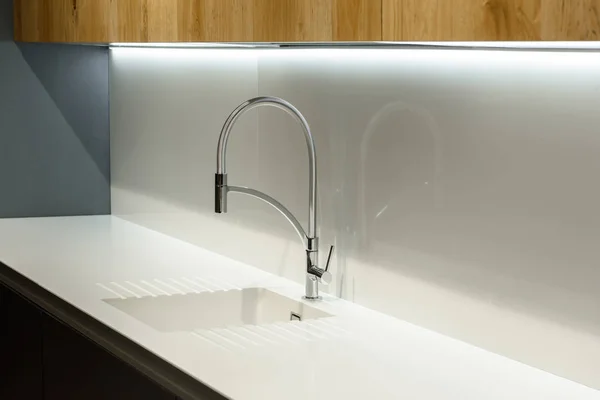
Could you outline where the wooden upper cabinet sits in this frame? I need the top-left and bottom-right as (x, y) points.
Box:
(14, 0), (382, 42)
(251, 0), (381, 41)
(382, 0), (600, 41)
(540, 0), (600, 40)
(110, 0), (254, 42)
(14, 0), (111, 42)
(334, 0), (383, 41)
(13, 0), (600, 42)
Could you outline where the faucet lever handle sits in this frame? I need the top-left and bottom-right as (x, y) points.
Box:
(306, 245), (334, 286)
(324, 245), (334, 272)
(309, 245), (334, 286)
(309, 266), (332, 286)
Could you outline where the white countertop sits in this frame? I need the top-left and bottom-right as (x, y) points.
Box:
(0, 216), (597, 400)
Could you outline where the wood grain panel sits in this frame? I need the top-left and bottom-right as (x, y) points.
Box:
(382, 0), (442, 40)
(110, 0), (178, 43)
(383, 0), (541, 40)
(13, 0), (34, 41)
(109, 0), (149, 42)
(74, 0), (111, 42)
(177, 0), (253, 41)
(541, 0), (600, 40)
(14, 0), (65, 42)
(110, 0), (252, 42)
(382, 0), (600, 40)
(14, 0), (110, 42)
(455, 0), (540, 40)
(146, 0), (178, 41)
(252, 0), (332, 41)
(482, 0), (541, 40)
(14, 0), (599, 42)
(12, 0), (22, 40)
(333, 0), (382, 40)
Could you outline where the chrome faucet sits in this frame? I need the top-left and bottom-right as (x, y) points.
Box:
(215, 96), (333, 300)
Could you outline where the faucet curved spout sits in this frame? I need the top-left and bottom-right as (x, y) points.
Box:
(216, 96), (317, 240)
(214, 96), (329, 300)
(227, 185), (308, 246)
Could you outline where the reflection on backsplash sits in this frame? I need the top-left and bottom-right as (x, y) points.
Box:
(110, 47), (600, 388)
(358, 100), (444, 249)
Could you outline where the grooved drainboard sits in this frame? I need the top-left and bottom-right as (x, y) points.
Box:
(104, 288), (332, 332)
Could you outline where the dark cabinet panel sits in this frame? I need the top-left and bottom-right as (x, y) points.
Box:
(0, 284), (176, 400)
(0, 285), (44, 400)
(42, 314), (176, 400)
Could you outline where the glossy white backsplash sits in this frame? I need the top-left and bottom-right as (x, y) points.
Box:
(110, 47), (600, 388)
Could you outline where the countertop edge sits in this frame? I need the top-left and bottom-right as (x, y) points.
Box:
(0, 261), (228, 400)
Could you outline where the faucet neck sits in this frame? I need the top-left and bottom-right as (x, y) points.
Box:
(304, 237), (320, 299)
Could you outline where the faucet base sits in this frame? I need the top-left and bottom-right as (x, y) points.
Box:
(302, 296), (322, 301)
(304, 274), (320, 300)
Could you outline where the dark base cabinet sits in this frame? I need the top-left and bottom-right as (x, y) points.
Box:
(0, 284), (44, 400)
(1, 285), (176, 400)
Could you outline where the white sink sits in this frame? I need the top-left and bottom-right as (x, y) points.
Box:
(104, 288), (332, 332)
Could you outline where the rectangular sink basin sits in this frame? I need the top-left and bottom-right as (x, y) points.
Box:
(104, 288), (332, 332)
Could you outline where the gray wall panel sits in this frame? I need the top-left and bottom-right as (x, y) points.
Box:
(0, 0), (110, 217)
